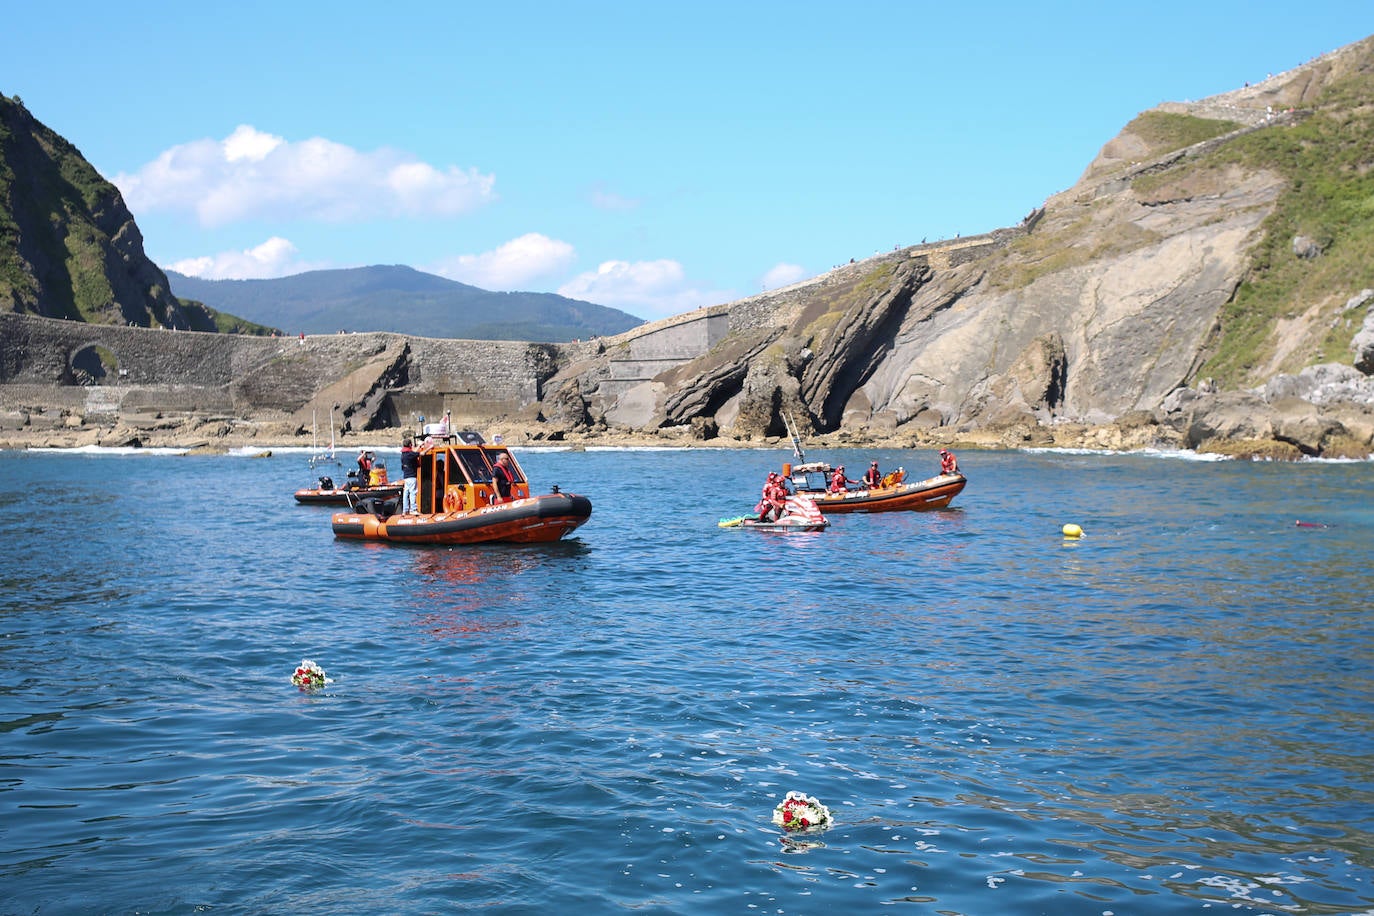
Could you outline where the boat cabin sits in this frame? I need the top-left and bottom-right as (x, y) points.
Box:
(783, 459), (906, 495)
(785, 460), (834, 494)
(414, 430), (530, 514)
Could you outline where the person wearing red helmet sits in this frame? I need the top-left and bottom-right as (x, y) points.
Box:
(755, 471), (788, 521)
(828, 465), (850, 494)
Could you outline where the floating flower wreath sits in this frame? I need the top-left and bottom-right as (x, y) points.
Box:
(772, 791), (832, 833)
(291, 659), (330, 690)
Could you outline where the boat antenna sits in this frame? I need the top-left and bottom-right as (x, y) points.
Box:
(783, 409), (806, 461)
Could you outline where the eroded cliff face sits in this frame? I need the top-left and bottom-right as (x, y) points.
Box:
(868, 166), (1284, 430)
(546, 163), (1289, 446)
(536, 38), (1374, 458)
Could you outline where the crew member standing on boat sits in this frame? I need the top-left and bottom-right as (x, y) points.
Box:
(863, 460), (882, 489)
(354, 448), (373, 489)
(400, 437), (419, 514)
(939, 448), (959, 475)
(491, 452), (516, 503)
(829, 465), (850, 493)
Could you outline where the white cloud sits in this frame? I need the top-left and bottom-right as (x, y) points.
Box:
(761, 262), (810, 290)
(429, 233), (577, 290)
(166, 236), (322, 280)
(114, 125), (496, 226)
(558, 259), (732, 320)
(588, 184), (641, 211)
(222, 124), (282, 162)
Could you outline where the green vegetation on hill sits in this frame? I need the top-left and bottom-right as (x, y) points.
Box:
(1127, 62), (1374, 387)
(0, 99), (43, 310)
(177, 298), (277, 335)
(66, 225), (117, 323)
(1199, 97), (1374, 385)
(995, 54), (1374, 393)
(1125, 110), (1241, 156)
(987, 206), (1163, 290)
(1, 95), (120, 322)
(990, 111), (1246, 291)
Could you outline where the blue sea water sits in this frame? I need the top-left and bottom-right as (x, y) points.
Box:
(0, 445), (1371, 915)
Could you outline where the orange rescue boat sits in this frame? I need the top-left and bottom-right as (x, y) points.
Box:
(294, 472), (402, 505)
(784, 461), (966, 514)
(776, 412), (966, 514)
(331, 432), (591, 544)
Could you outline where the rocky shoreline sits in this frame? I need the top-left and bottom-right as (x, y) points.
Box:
(4, 338), (1371, 460)
(3, 399), (1366, 461)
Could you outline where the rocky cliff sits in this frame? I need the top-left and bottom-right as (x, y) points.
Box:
(0, 94), (261, 333)
(532, 35), (1374, 458)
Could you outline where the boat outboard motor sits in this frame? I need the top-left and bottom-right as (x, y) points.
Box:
(356, 495), (399, 519)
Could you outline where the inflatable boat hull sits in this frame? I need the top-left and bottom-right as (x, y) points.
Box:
(332, 492), (592, 544)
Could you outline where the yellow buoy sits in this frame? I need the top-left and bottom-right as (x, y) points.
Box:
(1062, 523), (1083, 538)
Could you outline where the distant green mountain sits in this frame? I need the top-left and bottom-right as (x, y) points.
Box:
(165, 265), (644, 342)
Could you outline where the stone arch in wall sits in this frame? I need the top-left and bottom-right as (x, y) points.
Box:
(68, 343), (117, 386)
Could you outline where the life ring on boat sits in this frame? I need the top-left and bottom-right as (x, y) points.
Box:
(443, 490), (464, 513)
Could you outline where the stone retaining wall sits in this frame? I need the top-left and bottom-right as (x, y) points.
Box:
(0, 314), (567, 428)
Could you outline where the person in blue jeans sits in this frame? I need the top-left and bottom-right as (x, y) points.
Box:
(400, 437), (419, 513)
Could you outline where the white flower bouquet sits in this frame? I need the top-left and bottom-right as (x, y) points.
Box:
(291, 659), (331, 690)
(772, 791), (832, 833)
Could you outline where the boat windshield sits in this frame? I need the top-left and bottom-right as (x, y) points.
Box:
(484, 448), (525, 483)
(451, 447), (490, 483)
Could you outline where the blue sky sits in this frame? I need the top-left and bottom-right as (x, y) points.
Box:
(5, 2), (1368, 321)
